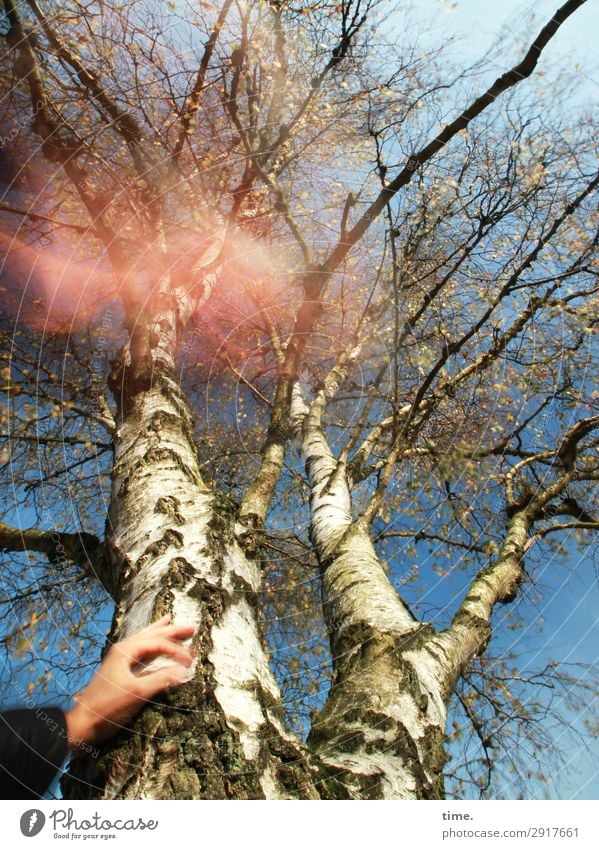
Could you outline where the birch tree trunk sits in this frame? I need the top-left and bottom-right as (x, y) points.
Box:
(293, 379), (450, 799)
(63, 298), (321, 800)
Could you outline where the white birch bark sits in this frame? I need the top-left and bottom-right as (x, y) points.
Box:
(64, 308), (319, 800)
(293, 379), (449, 798)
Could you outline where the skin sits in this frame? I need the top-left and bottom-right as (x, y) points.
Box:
(65, 615), (195, 753)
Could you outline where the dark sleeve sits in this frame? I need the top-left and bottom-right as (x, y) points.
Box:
(0, 707), (69, 799)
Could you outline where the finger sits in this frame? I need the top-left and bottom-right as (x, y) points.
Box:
(134, 618), (195, 642)
(130, 638), (194, 667)
(119, 616), (171, 646)
(146, 614), (171, 631)
(136, 664), (191, 699)
(157, 622), (196, 641)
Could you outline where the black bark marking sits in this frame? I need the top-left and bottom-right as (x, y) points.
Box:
(137, 529), (184, 566)
(154, 495), (185, 526)
(308, 625), (448, 799)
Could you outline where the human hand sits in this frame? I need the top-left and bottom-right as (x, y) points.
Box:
(65, 615), (195, 753)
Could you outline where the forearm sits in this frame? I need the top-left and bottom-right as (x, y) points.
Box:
(64, 701), (108, 757)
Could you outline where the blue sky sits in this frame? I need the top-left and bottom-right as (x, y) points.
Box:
(412, 0), (598, 66)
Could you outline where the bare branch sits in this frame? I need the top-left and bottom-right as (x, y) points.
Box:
(0, 520), (113, 595)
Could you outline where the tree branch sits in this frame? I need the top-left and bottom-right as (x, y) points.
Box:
(319, 0), (589, 277)
(172, 0), (234, 162)
(434, 413), (599, 694)
(0, 521), (113, 596)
